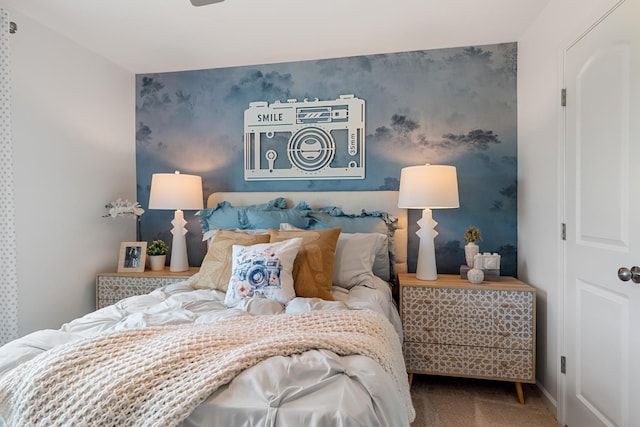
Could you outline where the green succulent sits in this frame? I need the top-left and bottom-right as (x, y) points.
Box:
(147, 240), (169, 256)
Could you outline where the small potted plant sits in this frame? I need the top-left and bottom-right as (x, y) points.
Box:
(147, 240), (169, 271)
(463, 226), (482, 268)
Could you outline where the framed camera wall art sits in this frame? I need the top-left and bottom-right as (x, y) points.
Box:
(243, 95), (365, 181)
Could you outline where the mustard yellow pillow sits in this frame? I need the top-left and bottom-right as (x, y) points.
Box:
(268, 227), (341, 300)
(192, 230), (270, 291)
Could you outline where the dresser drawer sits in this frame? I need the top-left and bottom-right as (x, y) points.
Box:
(97, 278), (175, 308)
(403, 315), (533, 349)
(402, 286), (533, 320)
(404, 342), (534, 382)
(402, 286), (494, 318)
(97, 282), (163, 307)
(404, 342), (493, 377)
(96, 269), (198, 309)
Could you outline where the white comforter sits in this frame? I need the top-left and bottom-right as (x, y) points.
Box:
(0, 275), (412, 427)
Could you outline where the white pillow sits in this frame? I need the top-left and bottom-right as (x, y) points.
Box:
(279, 222), (304, 231)
(370, 233), (390, 281)
(280, 223), (390, 282)
(332, 233), (381, 289)
(224, 237), (303, 306)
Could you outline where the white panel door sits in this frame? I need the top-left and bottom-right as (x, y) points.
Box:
(564, 0), (640, 426)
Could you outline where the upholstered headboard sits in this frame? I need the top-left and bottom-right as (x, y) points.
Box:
(206, 191), (408, 275)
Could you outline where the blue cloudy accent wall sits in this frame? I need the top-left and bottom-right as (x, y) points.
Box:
(136, 42), (518, 276)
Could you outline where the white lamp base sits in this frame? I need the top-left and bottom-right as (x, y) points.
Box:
(415, 208), (438, 280)
(169, 209), (189, 272)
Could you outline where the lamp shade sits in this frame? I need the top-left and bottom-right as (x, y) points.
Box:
(398, 164), (459, 209)
(148, 171), (204, 210)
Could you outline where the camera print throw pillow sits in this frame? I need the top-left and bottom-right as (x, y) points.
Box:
(224, 237), (303, 307)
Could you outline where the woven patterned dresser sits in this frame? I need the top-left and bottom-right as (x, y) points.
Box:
(96, 267), (199, 309)
(399, 273), (536, 404)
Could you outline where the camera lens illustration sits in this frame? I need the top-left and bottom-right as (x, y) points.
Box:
(247, 264), (269, 287)
(240, 258), (281, 289)
(288, 127), (335, 172)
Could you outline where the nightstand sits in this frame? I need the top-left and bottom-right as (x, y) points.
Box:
(96, 267), (199, 309)
(398, 273), (536, 404)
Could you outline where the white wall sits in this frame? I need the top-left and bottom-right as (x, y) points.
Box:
(517, 0), (619, 418)
(8, 10), (135, 335)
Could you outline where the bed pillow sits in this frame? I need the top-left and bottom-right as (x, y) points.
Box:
(268, 227), (341, 301)
(307, 207), (398, 280)
(332, 232), (381, 289)
(241, 202), (312, 230)
(224, 237), (303, 306)
(370, 233), (390, 281)
(196, 198), (287, 235)
(280, 223), (391, 282)
(308, 209), (389, 234)
(191, 229), (271, 292)
(201, 228), (269, 245)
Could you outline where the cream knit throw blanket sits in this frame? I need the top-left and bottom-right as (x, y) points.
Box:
(0, 309), (414, 427)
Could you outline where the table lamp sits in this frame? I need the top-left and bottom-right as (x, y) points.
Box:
(148, 171), (204, 272)
(398, 164), (459, 280)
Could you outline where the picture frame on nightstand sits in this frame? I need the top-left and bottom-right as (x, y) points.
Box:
(117, 241), (147, 273)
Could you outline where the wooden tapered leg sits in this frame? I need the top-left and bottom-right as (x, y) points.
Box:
(515, 382), (525, 404)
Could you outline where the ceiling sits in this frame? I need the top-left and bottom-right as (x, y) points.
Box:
(2, 0), (550, 74)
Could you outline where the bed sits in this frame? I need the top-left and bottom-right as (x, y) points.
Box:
(0, 191), (414, 427)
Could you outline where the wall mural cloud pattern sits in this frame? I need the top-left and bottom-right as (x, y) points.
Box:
(136, 42), (518, 276)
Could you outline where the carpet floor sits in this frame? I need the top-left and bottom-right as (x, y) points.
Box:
(410, 375), (562, 427)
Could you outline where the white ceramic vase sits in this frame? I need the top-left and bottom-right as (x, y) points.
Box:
(467, 267), (484, 284)
(464, 242), (479, 267)
(149, 254), (166, 271)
